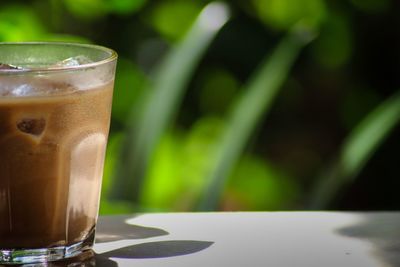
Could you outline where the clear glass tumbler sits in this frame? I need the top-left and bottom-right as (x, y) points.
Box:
(0, 42), (117, 264)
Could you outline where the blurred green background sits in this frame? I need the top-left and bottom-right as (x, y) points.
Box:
(1, 0), (399, 213)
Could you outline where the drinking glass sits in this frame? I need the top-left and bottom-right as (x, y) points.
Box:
(0, 42), (117, 264)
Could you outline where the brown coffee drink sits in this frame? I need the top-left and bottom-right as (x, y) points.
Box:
(0, 77), (113, 248)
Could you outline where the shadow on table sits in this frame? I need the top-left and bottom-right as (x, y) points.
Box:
(15, 240), (214, 267)
(95, 215), (169, 243)
(101, 240), (214, 259)
(337, 212), (400, 267)
(12, 216), (214, 267)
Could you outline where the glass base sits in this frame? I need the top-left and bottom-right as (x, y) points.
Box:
(0, 230), (95, 265)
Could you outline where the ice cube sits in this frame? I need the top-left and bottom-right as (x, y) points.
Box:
(17, 118), (46, 136)
(11, 84), (34, 96)
(51, 55), (109, 90)
(55, 55), (93, 67)
(0, 78), (77, 97)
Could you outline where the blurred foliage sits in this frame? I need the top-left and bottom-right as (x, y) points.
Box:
(309, 92), (400, 209)
(144, 0), (203, 41)
(226, 155), (299, 210)
(350, 0), (390, 13)
(109, 3), (231, 209)
(252, 0), (327, 30)
(64, 0), (146, 19)
(312, 12), (352, 68)
(198, 68), (239, 115)
(0, 5), (45, 41)
(199, 27), (315, 210)
(0, 0), (399, 212)
(111, 58), (146, 124)
(141, 118), (222, 210)
(64, 0), (108, 19)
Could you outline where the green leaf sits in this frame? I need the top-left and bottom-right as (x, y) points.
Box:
(0, 5), (46, 42)
(227, 155), (299, 210)
(100, 133), (137, 215)
(109, 2), (231, 203)
(339, 86), (381, 130)
(107, 0), (147, 15)
(64, 0), (108, 20)
(350, 0), (390, 14)
(312, 13), (353, 68)
(141, 117), (224, 211)
(112, 58), (146, 125)
(99, 200), (136, 215)
(140, 131), (184, 210)
(35, 33), (92, 43)
(199, 69), (240, 115)
(198, 26), (315, 210)
(309, 91), (400, 209)
(144, 0), (204, 41)
(102, 132), (124, 198)
(64, 0), (146, 19)
(252, 0), (327, 31)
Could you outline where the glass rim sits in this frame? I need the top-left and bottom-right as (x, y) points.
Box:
(0, 42), (117, 74)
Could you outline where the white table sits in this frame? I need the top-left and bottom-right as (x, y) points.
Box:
(59, 212), (400, 266)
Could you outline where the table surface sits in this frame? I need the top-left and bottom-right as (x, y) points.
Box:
(36, 212), (400, 267)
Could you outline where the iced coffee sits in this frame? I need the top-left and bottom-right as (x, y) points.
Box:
(0, 43), (117, 264)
